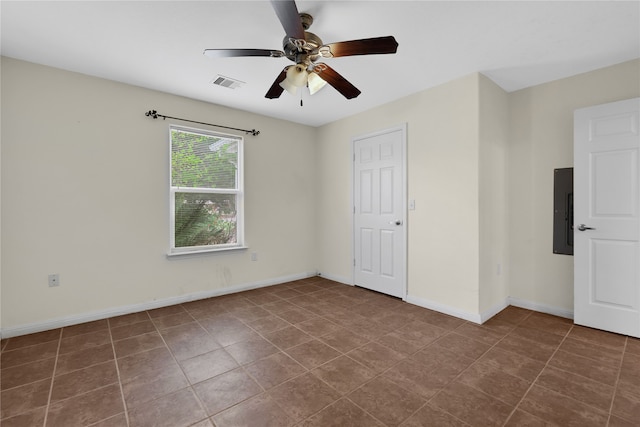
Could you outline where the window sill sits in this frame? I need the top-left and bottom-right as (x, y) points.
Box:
(166, 246), (248, 257)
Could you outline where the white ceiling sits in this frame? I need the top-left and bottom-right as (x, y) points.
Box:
(2, 1), (639, 127)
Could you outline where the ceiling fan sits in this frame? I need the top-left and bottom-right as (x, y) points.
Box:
(203, 0), (399, 100)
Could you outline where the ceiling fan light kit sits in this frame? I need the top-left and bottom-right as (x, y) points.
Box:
(203, 0), (398, 102)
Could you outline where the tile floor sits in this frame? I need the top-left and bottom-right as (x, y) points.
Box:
(1, 277), (639, 427)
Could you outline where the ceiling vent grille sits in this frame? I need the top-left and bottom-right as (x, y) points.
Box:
(211, 75), (245, 89)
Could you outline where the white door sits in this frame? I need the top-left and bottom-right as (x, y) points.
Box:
(574, 97), (640, 338)
(353, 125), (406, 299)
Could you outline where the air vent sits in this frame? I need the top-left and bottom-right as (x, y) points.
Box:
(211, 75), (245, 89)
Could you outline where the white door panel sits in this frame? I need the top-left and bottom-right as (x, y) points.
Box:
(353, 126), (406, 299)
(574, 97), (640, 338)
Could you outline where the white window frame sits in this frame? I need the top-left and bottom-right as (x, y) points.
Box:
(168, 125), (245, 256)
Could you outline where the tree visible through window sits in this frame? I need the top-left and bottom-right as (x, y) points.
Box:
(170, 126), (243, 254)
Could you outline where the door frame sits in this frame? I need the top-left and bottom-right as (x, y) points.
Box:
(350, 123), (408, 300)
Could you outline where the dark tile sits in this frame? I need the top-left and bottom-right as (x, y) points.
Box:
(295, 317), (342, 337)
(245, 352), (305, 389)
(455, 361), (532, 406)
(51, 360), (119, 402)
(509, 325), (566, 347)
(519, 385), (609, 427)
(1, 357), (55, 390)
(454, 322), (506, 345)
(127, 387), (207, 427)
(494, 334), (557, 363)
(3, 329), (61, 351)
(300, 398), (385, 427)
(311, 355), (375, 395)
(285, 339), (341, 369)
(519, 312), (572, 337)
(246, 315), (290, 334)
(347, 341), (404, 373)
(611, 387), (640, 423)
(0, 377), (51, 419)
(263, 326), (312, 350)
(434, 332), (492, 360)
(179, 348), (238, 384)
(559, 336), (624, 365)
(400, 404), (468, 427)
(1, 340), (59, 368)
(110, 320), (156, 341)
(46, 383), (124, 427)
(477, 348), (545, 382)
(376, 332), (425, 355)
(117, 347), (177, 382)
(213, 394), (295, 427)
(113, 332), (165, 358)
(268, 372), (341, 422)
(504, 410), (548, 426)
(392, 320), (447, 347)
(150, 312), (195, 330)
(1, 407), (47, 427)
(55, 343), (114, 375)
(193, 368), (262, 416)
(535, 365), (614, 411)
(230, 306), (272, 323)
(121, 363), (189, 409)
(348, 376), (425, 426)
(109, 312), (151, 328)
(199, 316), (258, 347)
(58, 329), (111, 354)
(91, 412), (129, 427)
(548, 350), (619, 386)
(567, 325), (627, 350)
(147, 305), (187, 319)
(319, 327), (369, 353)
(225, 335), (279, 365)
(384, 358), (457, 399)
(430, 381), (513, 427)
(410, 344), (475, 376)
(276, 308), (318, 324)
(62, 319), (109, 338)
(160, 322), (221, 361)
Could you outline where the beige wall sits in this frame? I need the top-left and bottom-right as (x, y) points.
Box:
(2, 55), (639, 335)
(507, 59), (640, 315)
(478, 75), (510, 315)
(1, 58), (318, 332)
(317, 74), (484, 317)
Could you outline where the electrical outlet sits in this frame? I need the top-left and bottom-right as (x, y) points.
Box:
(251, 252), (258, 261)
(48, 274), (60, 287)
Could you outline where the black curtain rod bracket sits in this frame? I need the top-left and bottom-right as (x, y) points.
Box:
(145, 110), (260, 136)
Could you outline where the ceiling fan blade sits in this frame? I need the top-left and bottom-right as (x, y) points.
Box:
(318, 36), (399, 58)
(265, 69), (288, 99)
(270, 0), (305, 40)
(311, 64), (361, 99)
(204, 49), (285, 58)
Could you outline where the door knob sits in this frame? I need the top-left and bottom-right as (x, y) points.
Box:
(577, 224), (595, 231)
(389, 220), (402, 225)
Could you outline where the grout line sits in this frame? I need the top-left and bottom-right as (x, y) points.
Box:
(500, 319), (574, 426)
(605, 336), (628, 426)
(41, 328), (63, 427)
(107, 318), (132, 427)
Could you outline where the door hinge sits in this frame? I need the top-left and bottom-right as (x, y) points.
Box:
(353, 206), (356, 214)
(353, 259), (356, 266)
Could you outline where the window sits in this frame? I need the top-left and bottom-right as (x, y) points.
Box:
(169, 126), (244, 255)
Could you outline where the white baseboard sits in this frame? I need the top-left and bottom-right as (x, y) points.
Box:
(508, 296), (574, 320)
(317, 272), (352, 286)
(405, 294), (483, 324)
(405, 294), (573, 325)
(1, 271), (317, 339)
(480, 299), (511, 323)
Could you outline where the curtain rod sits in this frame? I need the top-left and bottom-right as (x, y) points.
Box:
(145, 110), (260, 136)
